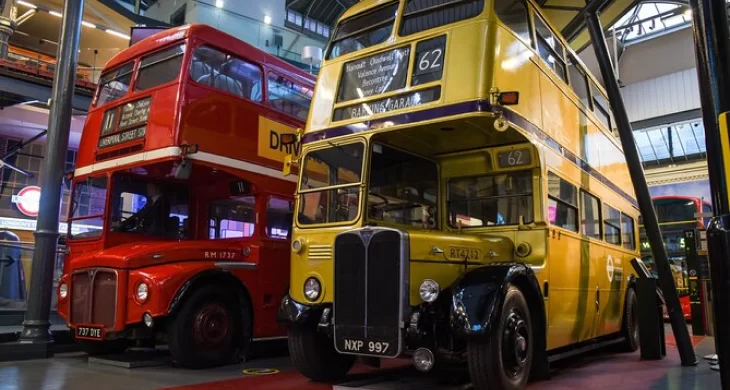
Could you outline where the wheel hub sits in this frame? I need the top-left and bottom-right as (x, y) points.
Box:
(502, 310), (529, 378)
(193, 302), (231, 348)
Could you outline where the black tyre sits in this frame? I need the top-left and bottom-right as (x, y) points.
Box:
(619, 287), (640, 352)
(167, 284), (246, 368)
(288, 325), (355, 381)
(78, 339), (129, 356)
(467, 286), (533, 390)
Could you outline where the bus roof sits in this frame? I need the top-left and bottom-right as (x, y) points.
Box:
(104, 24), (315, 86)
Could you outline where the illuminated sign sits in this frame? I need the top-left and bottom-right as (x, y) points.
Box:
(12, 186), (41, 217)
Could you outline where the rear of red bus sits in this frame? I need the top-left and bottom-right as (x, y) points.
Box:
(56, 25), (313, 367)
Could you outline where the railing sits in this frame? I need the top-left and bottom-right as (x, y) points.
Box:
(0, 51), (100, 90)
(0, 241), (66, 313)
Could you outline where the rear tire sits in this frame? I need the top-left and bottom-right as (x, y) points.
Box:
(288, 325), (355, 381)
(467, 286), (533, 390)
(167, 284), (245, 368)
(619, 287), (639, 352)
(78, 339), (129, 356)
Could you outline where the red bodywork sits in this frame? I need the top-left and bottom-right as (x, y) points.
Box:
(56, 25), (314, 342)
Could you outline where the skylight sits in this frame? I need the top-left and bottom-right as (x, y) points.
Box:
(611, 2), (692, 44)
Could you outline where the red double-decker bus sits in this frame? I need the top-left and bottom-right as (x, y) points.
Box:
(55, 24), (315, 368)
(640, 195), (712, 320)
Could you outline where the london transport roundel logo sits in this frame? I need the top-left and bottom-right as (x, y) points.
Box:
(13, 186), (41, 217)
(607, 255), (615, 282)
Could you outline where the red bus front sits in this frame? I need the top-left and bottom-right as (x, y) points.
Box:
(55, 25), (314, 367)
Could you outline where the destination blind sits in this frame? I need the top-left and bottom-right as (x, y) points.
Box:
(337, 46), (411, 103)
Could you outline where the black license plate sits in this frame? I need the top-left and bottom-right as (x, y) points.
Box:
(335, 336), (399, 358)
(75, 326), (104, 340)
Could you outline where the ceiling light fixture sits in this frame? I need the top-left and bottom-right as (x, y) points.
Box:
(81, 21), (96, 29)
(49, 10), (63, 18)
(264, 15), (272, 24)
(215, 0), (224, 8)
(16, 1), (37, 9)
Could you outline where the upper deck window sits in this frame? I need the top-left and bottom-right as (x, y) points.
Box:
(368, 144), (438, 229)
(494, 0), (530, 42)
(97, 62), (135, 107)
(590, 81), (612, 130)
(327, 2), (398, 60)
(534, 14), (567, 82)
(448, 170), (533, 227)
(400, 0), (485, 36)
(190, 45), (263, 102)
(267, 73), (313, 121)
(135, 44), (186, 91)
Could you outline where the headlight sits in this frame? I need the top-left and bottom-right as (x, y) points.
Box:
(136, 282), (149, 302)
(303, 277), (321, 301)
(59, 283), (68, 299)
(419, 279), (440, 303)
(292, 239), (303, 253)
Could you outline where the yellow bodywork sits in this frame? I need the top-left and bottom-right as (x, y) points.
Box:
(289, 0), (640, 352)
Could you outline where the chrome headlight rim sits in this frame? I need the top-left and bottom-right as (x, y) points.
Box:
(58, 282), (68, 300)
(292, 239), (304, 253)
(419, 279), (440, 303)
(135, 281), (150, 303)
(303, 277), (322, 302)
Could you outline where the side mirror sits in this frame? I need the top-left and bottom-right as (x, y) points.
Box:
(282, 155), (299, 176)
(173, 160), (192, 180)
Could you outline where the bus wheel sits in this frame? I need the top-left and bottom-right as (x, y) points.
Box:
(288, 325), (355, 381)
(78, 339), (129, 356)
(168, 285), (243, 368)
(467, 286), (533, 390)
(619, 287), (639, 352)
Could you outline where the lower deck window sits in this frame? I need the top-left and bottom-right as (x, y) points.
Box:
(209, 196), (255, 238)
(448, 171), (533, 227)
(547, 172), (578, 232)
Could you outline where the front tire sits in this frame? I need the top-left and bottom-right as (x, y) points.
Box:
(78, 339), (129, 356)
(619, 287), (639, 352)
(167, 285), (244, 368)
(288, 325), (355, 381)
(467, 286), (533, 390)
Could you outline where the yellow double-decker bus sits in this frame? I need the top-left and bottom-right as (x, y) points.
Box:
(277, 1), (641, 388)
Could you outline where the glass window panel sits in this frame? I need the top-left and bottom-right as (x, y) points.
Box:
(581, 191), (601, 239)
(448, 171), (533, 227)
(190, 45), (263, 102)
(209, 196), (255, 239)
(646, 128), (669, 159)
(267, 197), (293, 239)
(267, 73), (313, 120)
(604, 204), (621, 245)
(136, 44), (186, 91)
(621, 213), (635, 250)
(494, 0), (530, 42)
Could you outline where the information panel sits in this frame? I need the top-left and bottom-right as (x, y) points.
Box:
(337, 46), (411, 103)
(118, 97), (152, 129)
(98, 126), (146, 149)
(333, 87), (441, 121)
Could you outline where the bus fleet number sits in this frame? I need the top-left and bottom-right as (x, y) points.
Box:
(343, 339), (389, 354)
(418, 48), (443, 72)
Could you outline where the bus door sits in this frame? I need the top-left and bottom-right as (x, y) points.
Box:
(258, 195), (294, 311)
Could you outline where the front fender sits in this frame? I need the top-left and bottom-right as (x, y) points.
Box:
(450, 263), (541, 336)
(277, 293), (328, 326)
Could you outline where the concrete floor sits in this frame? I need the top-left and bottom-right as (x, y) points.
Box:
(0, 334), (720, 390)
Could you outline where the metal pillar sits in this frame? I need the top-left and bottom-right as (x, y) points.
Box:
(0, 1), (16, 59)
(583, 9), (697, 366)
(19, 0), (84, 344)
(690, 1), (730, 386)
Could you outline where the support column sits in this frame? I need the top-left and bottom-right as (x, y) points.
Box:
(583, 8), (697, 366)
(689, 0), (730, 387)
(0, 1), (16, 59)
(19, 0), (84, 346)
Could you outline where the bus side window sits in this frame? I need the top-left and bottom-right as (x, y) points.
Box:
(547, 172), (578, 232)
(267, 197), (294, 240)
(494, 0), (530, 42)
(533, 14), (567, 82)
(603, 204), (621, 245)
(621, 213), (636, 250)
(581, 191), (601, 240)
(209, 196), (256, 239)
(567, 56), (591, 109)
(267, 73), (313, 121)
(589, 81), (612, 130)
(189, 45), (263, 102)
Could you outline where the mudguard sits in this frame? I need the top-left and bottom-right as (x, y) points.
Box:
(450, 263), (542, 336)
(277, 294), (327, 326)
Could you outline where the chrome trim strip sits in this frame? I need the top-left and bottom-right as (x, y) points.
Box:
(215, 262), (257, 269)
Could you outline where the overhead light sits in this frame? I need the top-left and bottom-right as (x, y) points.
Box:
(49, 10), (63, 18)
(16, 1), (37, 9)
(264, 15), (272, 24)
(215, 0), (224, 8)
(81, 21), (96, 29)
(106, 29), (131, 40)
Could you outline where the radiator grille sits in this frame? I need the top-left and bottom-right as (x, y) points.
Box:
(70, 269), (117, 328)
(333, 228), (408, 358)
